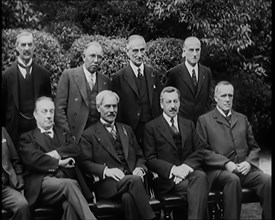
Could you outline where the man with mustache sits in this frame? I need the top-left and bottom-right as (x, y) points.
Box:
(112, 35), (162, 148)
(143, 86), (209, 220)
(79, 90), (156, 220)
(196, 81), (271, 219)
(55, 41), (111, 142)
(2, 30), (51, 146)
(18, 96), (97, 220)
(165, 36), (212, 123)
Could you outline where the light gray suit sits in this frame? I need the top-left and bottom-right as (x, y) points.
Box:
(55, 66), (111, 142)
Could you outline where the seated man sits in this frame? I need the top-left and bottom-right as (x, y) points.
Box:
(196, 81), (271, 219)
(18, 96), (97, 220)
(143, 86), (209, 220)
(79, 90), (156, 220)
(2, 127), (30, 220)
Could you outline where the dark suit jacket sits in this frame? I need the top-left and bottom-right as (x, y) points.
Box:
(165, 62), (212, 122)
(2, 61), (51, 144)
(79, 121), (147, 199)
(143, 115), (208, 193)
(112, 64), (162, 130)
(18, 126), (93, 207)
(2, 127), (24, 190)
(196, 108), (261, 182)
(54, 66), (112, 142)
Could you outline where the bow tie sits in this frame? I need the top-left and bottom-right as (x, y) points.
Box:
(42, 130), (53, 138)
(103, 123), (115, 128)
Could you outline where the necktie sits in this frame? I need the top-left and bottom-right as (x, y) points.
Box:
(43, 130), (53, 138)
(191, 69), (197, 86)
(225, 115), (231, 125)
(89, 75), (95, 91)
(18, 62), (31, 79)
(104, 124), (117, 139)
(137, 68), (143, 79)
(170, 117), (179, 134)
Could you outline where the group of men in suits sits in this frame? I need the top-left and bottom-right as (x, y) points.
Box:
(2, 30), (271, 220)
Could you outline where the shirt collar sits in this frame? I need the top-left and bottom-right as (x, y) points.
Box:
(100, 118), (115, 127)
(38, 126), (54, 136)
(185, 59), (198, 76)
(216, 105), (232, 117)
(83, 65), (96, 81)
(18, 57), (32, 67)
(129, 60), (144, 77)
(162, 112), (178, 127)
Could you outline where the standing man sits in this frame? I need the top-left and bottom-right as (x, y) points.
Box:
(55, 41), (112, 142)
(143, 86), (209, 220)
(197, 81), (271, 219)
(2, 30), (51, 146)
(2, 127), (31, 220)
(19, 96), (96, 220)
(79, 90), (156, 220)
(196, 81), (271, 219)
(112, 35), (162, 147)
(165, 36), (212, 123)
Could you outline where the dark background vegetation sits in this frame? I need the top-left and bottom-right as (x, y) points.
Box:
(2, 0), (272, 149)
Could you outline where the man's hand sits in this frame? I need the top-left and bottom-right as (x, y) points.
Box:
(46, 150), (61, 160)
(173, 176), (183, 184)
(105, 168), (125, 181)
(133, 167), (145, 181)
(236, 161), (251, 175)
(225, 161), (238, 173)
(173, 164), (193, 179)
(58, 157), (75, 168)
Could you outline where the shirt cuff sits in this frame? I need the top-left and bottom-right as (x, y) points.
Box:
(169, 165), (175, 179)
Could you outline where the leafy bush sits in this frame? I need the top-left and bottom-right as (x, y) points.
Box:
(2, 28), (69, 97)
(44, 21), (84, 50)
(68, 35), (128, 77)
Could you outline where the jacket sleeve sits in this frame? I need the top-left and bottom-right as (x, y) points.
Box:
(245, 117), (260, 167)
(19, 133), (59, 174)
(54, 70), (70, 131)
(196, 116), (230, 168)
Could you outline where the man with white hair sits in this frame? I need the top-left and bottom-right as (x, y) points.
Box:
(197, 81), (271, 219)
(79, 90), (156, 220)
(55, 41), (112, 142)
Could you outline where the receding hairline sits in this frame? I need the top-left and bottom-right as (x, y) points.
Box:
(83, 41), (103, 53)
(16, 30), (34, 45)
(214, 81), (234, 96)
(126, 35), (146, 50)
(34, 96), (54, 111)
(183, 36), (201, 48)
(96, 90), (120, 106)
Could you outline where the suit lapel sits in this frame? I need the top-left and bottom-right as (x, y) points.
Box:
(94, 122), (120, 162)
(97, 72), (109, 92)
(179, 63), (196, 94)
(123, 65), (139, 97)
(156, 116), (178, 151)
(196, 64), (207, 98)
(11, 62), (20, 109)
(116, 123), (129, 160)
(32, 127), (51, 152)
(178, 117), (188, 149)
(73, 67), (89, 106)
(144, 65), (153, 106)
(213, 108), (230, 128)
(230, 110), (238, 128)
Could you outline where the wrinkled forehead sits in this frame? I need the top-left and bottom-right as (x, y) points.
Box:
(127, 38), (146, 50)
(184, 38), (201, 49)
(216, 85), (234, 96)
(36, 100), (55, 111)
(17, 34), (34, 45)
(84, 44), (103, 56)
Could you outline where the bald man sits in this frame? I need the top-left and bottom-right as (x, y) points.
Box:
(112, 35), (162, 148)
(165, 36), (212, 123)
(55, 41), (112, 142)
